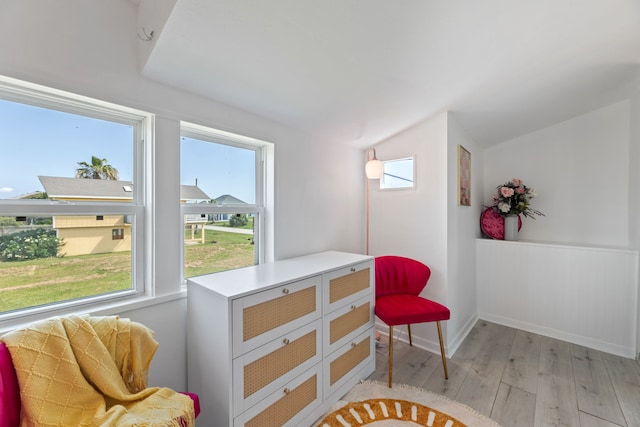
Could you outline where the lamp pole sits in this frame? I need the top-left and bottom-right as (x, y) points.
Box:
(365, 148), (383, 255)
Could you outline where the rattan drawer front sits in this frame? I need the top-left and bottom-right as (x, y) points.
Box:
(329, 268), (370, 304)
(243, 285), (316, 341)
(244, 329), (316, 398)
(242, 372), (319, 427)
(233, 276), (321, 357)
(323, 294), (374, 357)
(330, 335), (371, 386)
(330, 301), (370, 345)
(232, 318), (322, 417)
(323, 261), (373, 314)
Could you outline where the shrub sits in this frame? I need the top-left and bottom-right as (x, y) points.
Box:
(229, 214), (249, 228)
(0, 228), (63, 261)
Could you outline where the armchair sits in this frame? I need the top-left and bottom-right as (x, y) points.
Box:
(0, 315), (199, 427)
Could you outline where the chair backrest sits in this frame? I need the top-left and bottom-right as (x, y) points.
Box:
(0, 342), (21, 427)
(375, 256), (431, 298)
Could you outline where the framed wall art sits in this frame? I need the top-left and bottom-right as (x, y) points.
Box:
(457, 145), (471, 206)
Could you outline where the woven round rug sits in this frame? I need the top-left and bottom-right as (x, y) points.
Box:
(315, 380), (502, 427)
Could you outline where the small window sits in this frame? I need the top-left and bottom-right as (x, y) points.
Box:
(381, 157), (415, 189)
(112, 228), (124, 240)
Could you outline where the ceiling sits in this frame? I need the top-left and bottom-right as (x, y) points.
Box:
(140, 0), (640, 148)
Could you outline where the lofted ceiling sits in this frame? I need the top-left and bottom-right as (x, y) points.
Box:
(139, 0), (640, 147)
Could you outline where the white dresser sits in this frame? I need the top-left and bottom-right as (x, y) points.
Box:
(187, 251), (375, 427)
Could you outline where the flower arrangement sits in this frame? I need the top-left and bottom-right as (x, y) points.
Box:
(491, 178), (544, 218)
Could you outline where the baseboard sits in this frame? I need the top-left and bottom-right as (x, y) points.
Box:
(375, 314), (478, 359)
(478, 312), (636, 359)
(446, 314), (478, 357)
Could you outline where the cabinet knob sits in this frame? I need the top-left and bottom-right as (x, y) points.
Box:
(350, 267), (356, 272)
(283, 338), (290, 345)
(282, 288), (289, 295)
(283, 388), (291, 395)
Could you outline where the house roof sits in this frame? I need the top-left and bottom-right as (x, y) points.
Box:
(180, 185), (211, 201)
(38, 176), (210, 201)
(214, 194), (247, 205)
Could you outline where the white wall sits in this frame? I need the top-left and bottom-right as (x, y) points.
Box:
(481, 96), (640, 359)
(446, 115), (483, 351)
(369, 112), (448, 296)
(368, 112), (482, 356)
(483, 100), (631, 247)
(0, 0), (365, 389)
(629, 84), (640, 355)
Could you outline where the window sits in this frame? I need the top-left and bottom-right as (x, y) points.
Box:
(180, 122), (271, 279)
(0, 76), (149, 316)
(381, 157), (415, 190)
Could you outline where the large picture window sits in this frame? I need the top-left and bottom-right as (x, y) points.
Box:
(0, 77), (149, 316)
(180, 122), (270, 279)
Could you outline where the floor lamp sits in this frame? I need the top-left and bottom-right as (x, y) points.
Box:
(365, 149), (383, 255)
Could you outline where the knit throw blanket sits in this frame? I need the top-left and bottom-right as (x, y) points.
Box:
(1, 315), (194, 427)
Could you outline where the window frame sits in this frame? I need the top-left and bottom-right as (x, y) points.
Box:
(180, 122), (271, 279)
(0, 76), (151, 320)
(380, 156), (416, 190)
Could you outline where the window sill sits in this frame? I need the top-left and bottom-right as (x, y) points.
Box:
(0, 289), (187, 335)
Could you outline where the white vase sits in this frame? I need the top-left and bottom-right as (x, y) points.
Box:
(504, 215), (519, 241)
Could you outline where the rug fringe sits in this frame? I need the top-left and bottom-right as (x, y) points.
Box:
(355, 380), (503, 427)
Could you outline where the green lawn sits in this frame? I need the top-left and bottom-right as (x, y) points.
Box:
(0, 227), (254, 313)
(183, 227), (255, 277)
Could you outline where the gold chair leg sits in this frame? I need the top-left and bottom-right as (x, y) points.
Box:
(407, 324), (413, 346)
(436, 321), (448, 379)
(388, 325), (393, 388)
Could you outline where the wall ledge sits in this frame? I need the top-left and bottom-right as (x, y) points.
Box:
(477, 237), (638, 253)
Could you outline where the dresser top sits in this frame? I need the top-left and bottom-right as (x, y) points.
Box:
(187, 251), (373, 298)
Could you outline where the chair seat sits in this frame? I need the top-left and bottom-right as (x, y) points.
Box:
(375, 294), (450, 326)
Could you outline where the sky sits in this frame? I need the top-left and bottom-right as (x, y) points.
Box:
(0, 99), (255, 203)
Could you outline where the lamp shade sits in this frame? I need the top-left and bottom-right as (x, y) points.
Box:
(365, 158), (383, 179)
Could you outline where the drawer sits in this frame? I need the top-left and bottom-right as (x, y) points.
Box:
(233, 276), (321, 357)
(234, 364), (322, 427)
(323, 295), (373, 356)
(323, 261), (373, 314)
(323, 328), (374, 398)
(232, 319), (322, 417)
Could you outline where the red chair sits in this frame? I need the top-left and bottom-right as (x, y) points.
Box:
(375, 256), (450, 387)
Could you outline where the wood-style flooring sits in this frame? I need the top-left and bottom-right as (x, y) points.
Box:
(367, 320), (640, 427)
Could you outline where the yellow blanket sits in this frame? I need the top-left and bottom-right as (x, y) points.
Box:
(1, 315), (194, 427)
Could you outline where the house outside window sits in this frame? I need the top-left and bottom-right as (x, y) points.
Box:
(0, 76), (149, 316)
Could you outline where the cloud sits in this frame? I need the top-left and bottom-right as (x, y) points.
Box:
(0, 187), (14, 193)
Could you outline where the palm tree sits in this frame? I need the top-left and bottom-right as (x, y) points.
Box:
(75, 156), (119, 180)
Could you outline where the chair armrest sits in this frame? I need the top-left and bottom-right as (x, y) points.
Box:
(0, 342), (21, 427)
(179, 391), (200, 418)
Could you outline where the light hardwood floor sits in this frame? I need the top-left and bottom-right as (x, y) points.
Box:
(367, 320), (640, 427)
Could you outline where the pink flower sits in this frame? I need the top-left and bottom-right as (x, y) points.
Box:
(500, 187), (514, 198)
(490, 179), (543, 219)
